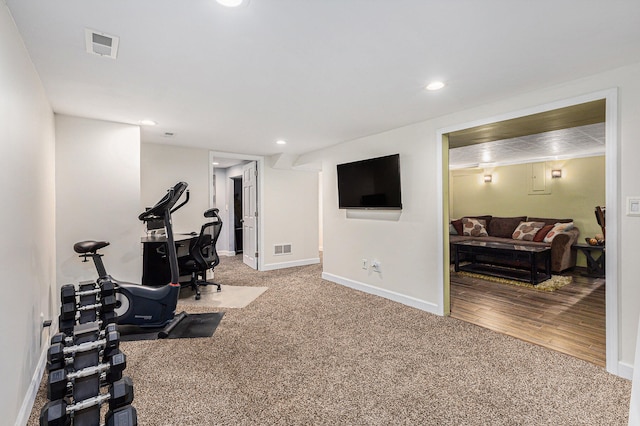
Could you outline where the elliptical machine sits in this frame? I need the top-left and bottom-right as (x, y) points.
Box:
(73, 182), (189, 338)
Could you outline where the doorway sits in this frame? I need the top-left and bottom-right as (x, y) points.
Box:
(437, 89), (619, 375)
(209, 151), (264, 271)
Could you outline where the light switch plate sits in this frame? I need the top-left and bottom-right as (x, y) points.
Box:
(627, 197), (640, 216)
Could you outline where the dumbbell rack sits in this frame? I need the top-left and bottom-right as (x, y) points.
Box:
(40, 281), (137, 426)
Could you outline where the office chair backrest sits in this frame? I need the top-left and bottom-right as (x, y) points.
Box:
(190, 209), (223, 271)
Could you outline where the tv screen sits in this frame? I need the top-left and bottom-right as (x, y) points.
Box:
(337, 154), (402, 209)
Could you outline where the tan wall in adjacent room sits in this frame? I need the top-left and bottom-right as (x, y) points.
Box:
(450, 155), (606, 267)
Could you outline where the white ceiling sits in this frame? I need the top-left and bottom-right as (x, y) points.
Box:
(449, 122), (605, 169)
(6, 1), (640, 157)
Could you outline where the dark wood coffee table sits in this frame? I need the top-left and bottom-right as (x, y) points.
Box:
(453, 240), (552, 285)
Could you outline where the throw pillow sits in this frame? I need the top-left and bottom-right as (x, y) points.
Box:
(533, 224), (554, 242)
(543, 222), (575, 243)
(449, 223), (458, 235)
(512, 221), (546, 241)
(461, 217), (488, 237)
(451, 219), (463, 235)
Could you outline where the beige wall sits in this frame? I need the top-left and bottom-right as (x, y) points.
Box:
(141, 145), (320, 271)
(262, 166), (319, 270)
(0, 4), (56, 423)
(56, 115), (141, 284)
(451, 156), (606, 266)
(141, 143), (211, 235)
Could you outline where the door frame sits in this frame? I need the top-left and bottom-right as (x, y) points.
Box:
(436, 88), (620, 376)
(209, 151), (265, 271)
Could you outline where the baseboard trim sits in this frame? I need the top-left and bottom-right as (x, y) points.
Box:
(322, 272), (440, 315)
(219, 250), (236, 257)
(618, 360), (633, 380)
(16, 317), (57, 426)
(262, 257), (320, 271)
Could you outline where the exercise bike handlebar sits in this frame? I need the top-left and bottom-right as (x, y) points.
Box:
(138, 181), (188, 222)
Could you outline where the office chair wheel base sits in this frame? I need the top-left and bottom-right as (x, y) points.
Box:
(195, 294), (201, 300)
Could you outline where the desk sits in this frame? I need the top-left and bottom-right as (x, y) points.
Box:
(574, 243), (605, 278)
(141, 233), (197, 286)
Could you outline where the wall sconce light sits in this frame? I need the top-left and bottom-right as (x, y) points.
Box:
(551, 169), (562, 178)
(484, 174), (492, 183)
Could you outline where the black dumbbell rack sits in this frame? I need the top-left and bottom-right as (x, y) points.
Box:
(40, 281), (137, 426)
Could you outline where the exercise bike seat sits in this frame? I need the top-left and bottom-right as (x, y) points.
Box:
(74, 240), (111, 254)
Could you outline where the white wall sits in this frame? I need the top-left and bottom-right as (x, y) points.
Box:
(262, 167), (320, 270)
(312, 130), (438, 311)
(300, 61), (640, 374)
(141, 143), (210, 234)
(56, 115), (141, 284)
(0, 4), (56, 424)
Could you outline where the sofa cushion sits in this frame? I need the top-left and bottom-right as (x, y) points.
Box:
(461, 217), (488, 237)
(512, 221), (546, 241)
(488, 216), (527, 238)
(533, 224), (554, 242)
(451, 219), (463, 235)
(527, 217), (573, 226)
(544, 222), (575, 243)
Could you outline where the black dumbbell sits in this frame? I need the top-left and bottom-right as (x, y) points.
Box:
(101, 279), (116, 297)
(48, 323), (118, 371)
(108, 376), (135, 409)
(60, 284), (76, 304)
(59, 283), (117, 317)
(47, 328), (120, 370)
(40, 377), (134, 426)
(51, 323), (118, 347)
(105, 404), (138, 426)
(101, 309), (117, 326)
(48, 351), (127, 400)
(61, 281), (115, 301)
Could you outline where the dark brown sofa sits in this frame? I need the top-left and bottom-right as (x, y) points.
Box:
(449, 216), (579, 273)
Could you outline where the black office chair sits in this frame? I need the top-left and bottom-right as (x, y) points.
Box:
(179, 208), (223, 300)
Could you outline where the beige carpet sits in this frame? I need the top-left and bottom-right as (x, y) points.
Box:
(177, 284), (268, 308)
(28, 255), (631, 425)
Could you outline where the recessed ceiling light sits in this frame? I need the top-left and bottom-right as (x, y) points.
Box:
(139, 119), (157, 126)
(216, 0), (244, 7)
(276, 140), (287, 145)
(426, 81), (445, 91)
(212, 162), (220, 165)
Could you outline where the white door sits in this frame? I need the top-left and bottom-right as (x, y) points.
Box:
(242, 161), (258, 269)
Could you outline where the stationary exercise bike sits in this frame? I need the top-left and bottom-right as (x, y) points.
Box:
(73, 182), (189, 337)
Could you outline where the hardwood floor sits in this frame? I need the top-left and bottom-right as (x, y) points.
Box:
(450, 268), (606, 367)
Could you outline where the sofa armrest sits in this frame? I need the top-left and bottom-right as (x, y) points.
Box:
(550, 227), (580, 272)
(551, 227), (580, 249)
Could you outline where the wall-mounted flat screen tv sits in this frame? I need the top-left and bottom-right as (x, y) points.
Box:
(337, 154), (402, 209)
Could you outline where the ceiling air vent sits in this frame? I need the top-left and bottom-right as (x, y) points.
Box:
(85, 29), (119, 59)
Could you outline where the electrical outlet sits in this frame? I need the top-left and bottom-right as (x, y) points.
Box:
(371, 260), (381, 272)
(362, 259), (368, 270)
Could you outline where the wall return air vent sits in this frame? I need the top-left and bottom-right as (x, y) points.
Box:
(274, 244), (292, 256)
(85, 29), (119, 59)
